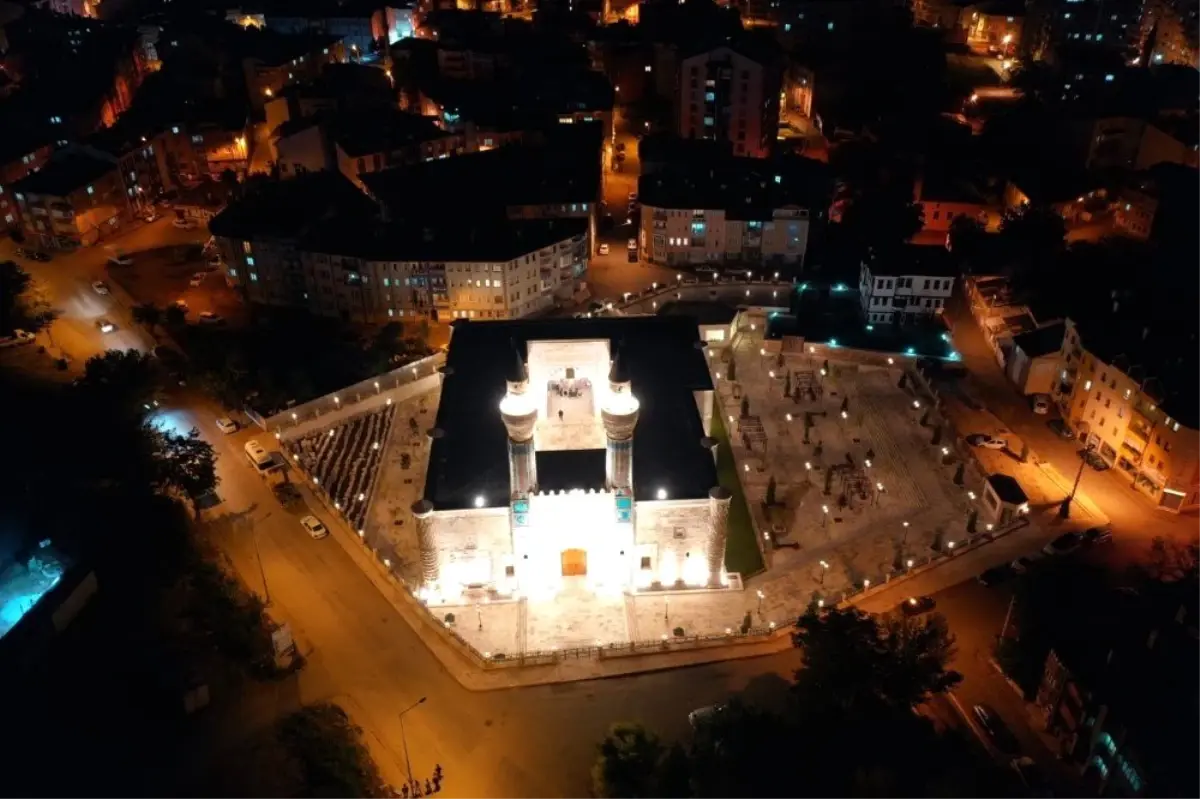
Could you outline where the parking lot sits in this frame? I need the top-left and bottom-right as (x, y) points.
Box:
(105, 240), (246, 328)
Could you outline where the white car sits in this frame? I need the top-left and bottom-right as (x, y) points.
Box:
(95, 318), (116, 334)
(688, 704), (725, 728)
(107, 254), (133, 267)
(967, 434), (1008, 450)
(215, 417), (239, 434)
(198, 311), (224, 325)
(598, 243), (610, 255)
(1031, 394), (1051, 415)
(189, 272), (206, 287)
(301, 515), (329, 540)
(173, 218), (197, 229)
(91, 280), (110, 295)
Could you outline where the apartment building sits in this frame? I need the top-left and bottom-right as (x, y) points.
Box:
(1058, 317), (1198, 512)
(858, 245), (957, 325)
(1138, 0), (1199, 67)
(209, 172), (588, 323)
(243, 33), (347, 110)
(9, 150), (131, 249)
(637, 156), (828, 267)
(676, 37), (781, 159)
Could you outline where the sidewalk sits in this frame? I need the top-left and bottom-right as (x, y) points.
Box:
(301, 480), (794, 691)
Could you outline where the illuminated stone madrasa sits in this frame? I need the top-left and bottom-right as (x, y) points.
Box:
(414, 317), (733, 600)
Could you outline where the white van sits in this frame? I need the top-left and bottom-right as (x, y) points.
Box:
(244, 439), (275, 472)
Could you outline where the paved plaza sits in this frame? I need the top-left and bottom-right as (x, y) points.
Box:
(295, 316), (995, 656)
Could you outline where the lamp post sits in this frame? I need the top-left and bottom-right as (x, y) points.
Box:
(756, 589), (765, 617)
(399, 697), (428, 792)
(1060, 443), (1095, 518)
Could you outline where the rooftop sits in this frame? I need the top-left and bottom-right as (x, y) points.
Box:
(362, 125), (602, 218)
(986, 473), (1028, 505)
(9, 150), (117, 197)
(862, 243), (958, 277)
(326, 108), (448, 157)
(1011, 322), (1066, 358)
(637, 156), (831, 218)
(208, 172), (378, 240)
(425, 317), (717, 511)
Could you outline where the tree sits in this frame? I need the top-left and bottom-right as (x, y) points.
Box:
(0, 260), (57, 333)
(998, 204), (1066, 271)
(276, 703), (387, 798)
(841, 188), (925, 256)
(947, 215), (988, 267)
(132, 303), (163, 333)
(78, 349), (163, 418)
(164, 303), (187, 328)
(591, 723), (669, 799)
(149, 425), (219, 504)
(792, 606), (961, 713)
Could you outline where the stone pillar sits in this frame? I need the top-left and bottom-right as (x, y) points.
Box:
(411, 499), (439, 585)
(602, 407), (638, 491)
(700, 436), (719, 468)
(507, 436), (537, 496)
(706, 486), (733, 587)
(500, 394), (538, 497)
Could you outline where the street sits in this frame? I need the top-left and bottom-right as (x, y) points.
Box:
(944, 292), (1196, 560)
(7, 216), (1188, 797)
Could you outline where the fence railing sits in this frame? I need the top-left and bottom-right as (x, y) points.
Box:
(260, 352), (446, 434)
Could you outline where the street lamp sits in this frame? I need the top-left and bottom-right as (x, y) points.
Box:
(1060, 443), (1096, 518)
(398, 697), (428, 792)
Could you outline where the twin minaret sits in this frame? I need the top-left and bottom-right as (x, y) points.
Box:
(498, 342), (640, 498)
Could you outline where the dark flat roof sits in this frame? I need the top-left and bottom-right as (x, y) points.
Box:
(535, 450), (606, 493)
(208, 172), (378, 240)
(10, 151), (117, 197)
(862, 243), (958, 277)
(1012, 322), (1066, 358)
(425, 316), (717, 511)
(657, 300), (738, 326)
(987, 473), (1028, 505)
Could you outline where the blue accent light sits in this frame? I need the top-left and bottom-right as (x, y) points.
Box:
(905, 347), (917, 356)
(866, 324), (874, 331)
(828, 338), (839, 347)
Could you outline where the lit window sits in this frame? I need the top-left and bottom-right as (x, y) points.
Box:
(228, 268), (238, 277)
(705, 91), (715, 101)
(774, 175), (782, 184)
(644, 65), (652, 72)
(249, 272), (259, 282)
(172, 126), (179, 134)
(87, 186), (95, 195)
(827, 21), (834, 29)
(242, 242), (252, 254)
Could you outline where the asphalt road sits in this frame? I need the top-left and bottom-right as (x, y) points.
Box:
(944, 293), (1196, 557)
(155, 398), (808, 799)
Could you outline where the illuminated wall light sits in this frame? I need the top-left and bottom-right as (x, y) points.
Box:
(656, 487), (668, 500)
(474, 495), (485, 508)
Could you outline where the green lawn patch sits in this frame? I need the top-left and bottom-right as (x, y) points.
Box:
(711, 411), (765, 577)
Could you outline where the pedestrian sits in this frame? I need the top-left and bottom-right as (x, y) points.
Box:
(401, 784), (409, 798)
(425, 779), (433, 795)
(558, 409), (564, 422)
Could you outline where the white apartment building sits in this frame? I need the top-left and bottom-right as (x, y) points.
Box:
(641, 206), (810, 266)
(218, 222), (588, 324)
(858, 246), (957, 324)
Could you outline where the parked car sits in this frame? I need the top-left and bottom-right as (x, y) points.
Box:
(1010, 757), (1052, 795)
(598, 243), (609, 255)
(1043, 532), (1083, 556)
(1011, 556), (1038, 574)
(215, 417), (239, 434)
(198, 312), (224, 325)
(977, 565), (1017, 587)
(107, 253), (133, 267)
(1080, 449), (1110, 471)
(172, 299), (189, 312)
(972, 704), (1020, 755)
(899, 596), (937, 616)
(1047, 418), (1075, 440)
(688, 704), (725, 728)
(0, 329), (35, 348)
(694, 265), (719, 274)
(273, 482), (302, 507)
(143, 211), (160, 223)
(300, 515), (328, 540)
(173, 217), (197, 229)
(189, 272), (206, 287)
(95, 318), (116, 334)
(91, 280), (110, 295)
(1031, 394), (1052, 415)
(1082, 526), (1112, 545)
(966, 434), (1008, 450)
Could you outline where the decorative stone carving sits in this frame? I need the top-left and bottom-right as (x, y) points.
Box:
(411, 499), (439, 584)
(706, 486), (733, 586)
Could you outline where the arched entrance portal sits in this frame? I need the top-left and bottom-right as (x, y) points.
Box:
(561, 548), (587, 577)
